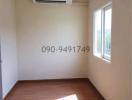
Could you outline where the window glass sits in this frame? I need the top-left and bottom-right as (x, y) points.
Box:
(94, 10), (102, 57)
(104, 7), (112, 59)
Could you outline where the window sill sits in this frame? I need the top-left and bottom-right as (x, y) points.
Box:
(93, 54), (111, 64)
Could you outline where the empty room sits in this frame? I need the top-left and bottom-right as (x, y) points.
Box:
(0, 0), (132, 100)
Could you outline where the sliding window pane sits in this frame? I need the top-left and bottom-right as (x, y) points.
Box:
(94, 10), (102, 57)
(104, 7), (112, 59)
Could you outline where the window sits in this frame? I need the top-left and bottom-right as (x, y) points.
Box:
(93, 3), (112, 61)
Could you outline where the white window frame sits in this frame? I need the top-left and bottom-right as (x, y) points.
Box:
(93, 2), (112, 61)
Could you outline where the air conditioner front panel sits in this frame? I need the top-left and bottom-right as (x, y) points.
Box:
(35, 0), (66, 3)
(36, 0), (66, 1)
(33, 0), (72, 4)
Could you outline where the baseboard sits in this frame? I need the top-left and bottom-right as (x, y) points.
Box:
(19, 78), (88, 83)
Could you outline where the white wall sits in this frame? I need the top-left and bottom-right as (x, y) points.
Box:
(0, 0), (18, 98)
(88, 0), (131, 100)
(130, 0), (132, 100)
(16, 0), (88, 80)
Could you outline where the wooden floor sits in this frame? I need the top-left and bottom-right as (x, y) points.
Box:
(5, 79), (105, 100)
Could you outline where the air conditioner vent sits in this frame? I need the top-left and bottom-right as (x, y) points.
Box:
(33, 0), (72, 4)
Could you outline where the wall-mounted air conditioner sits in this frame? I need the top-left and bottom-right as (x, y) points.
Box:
(33, 0), (72, 4)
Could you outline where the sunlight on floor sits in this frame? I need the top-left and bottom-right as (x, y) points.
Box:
(56, 94), (78, 100)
